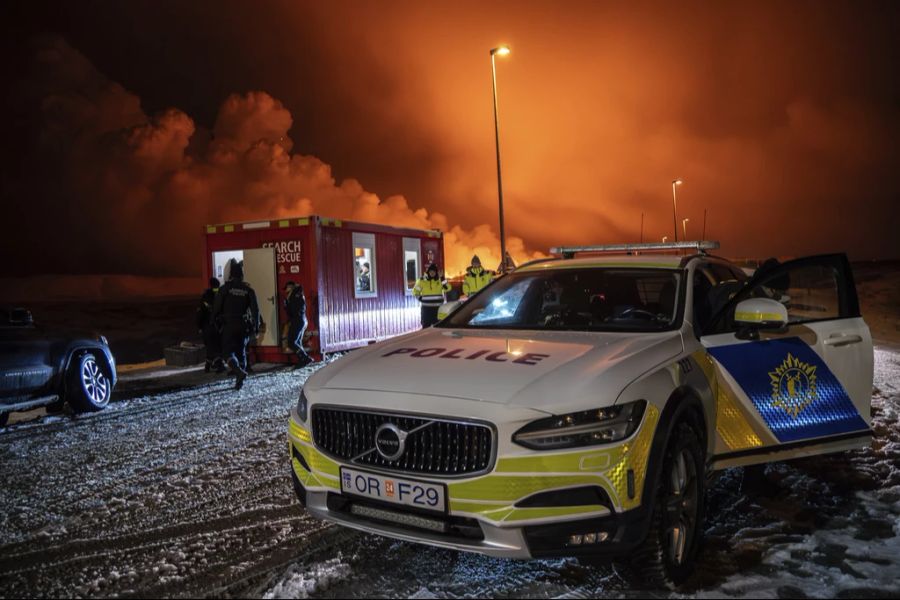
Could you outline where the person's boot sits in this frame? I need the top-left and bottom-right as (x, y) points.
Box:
(235, 370), (247, 390)
(293, 352), (312, 370)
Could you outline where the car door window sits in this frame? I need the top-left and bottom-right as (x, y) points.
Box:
(707, 254), (858, 335)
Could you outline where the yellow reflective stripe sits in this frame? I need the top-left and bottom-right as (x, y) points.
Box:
(735, 311), (783, 322)
(716, 379), (766, 451)
(298, 217), (309, 225)
(289, 435), (341, 479)
(289, 419), (312, 443)
(495, 448), (620, 474)
(206, 225), (216, 234)
(223, 225), (235, 233)
(691, 350), (717, 390)
(449, 474), (613, 503)
(605, 404), (659, 510)
(278, 219), (290, 227)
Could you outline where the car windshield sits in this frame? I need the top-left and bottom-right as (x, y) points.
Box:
(440, 268), (682, 332)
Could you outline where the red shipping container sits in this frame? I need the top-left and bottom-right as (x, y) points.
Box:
(203, 216), (445, 363)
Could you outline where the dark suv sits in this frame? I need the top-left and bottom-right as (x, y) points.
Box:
(0, 308), (117, 427)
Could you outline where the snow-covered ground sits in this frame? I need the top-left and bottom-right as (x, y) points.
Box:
(1, 350), (898, 598)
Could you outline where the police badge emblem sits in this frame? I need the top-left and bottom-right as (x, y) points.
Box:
(769, 352), (818, 418)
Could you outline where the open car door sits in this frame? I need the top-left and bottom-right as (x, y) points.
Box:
(699, 254), (873, 468)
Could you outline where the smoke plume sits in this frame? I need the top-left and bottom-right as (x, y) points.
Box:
(3, 36), (541, 279)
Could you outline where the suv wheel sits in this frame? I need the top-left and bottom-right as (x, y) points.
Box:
(626, 421), (705, 589)
(67, 353), (112, 413)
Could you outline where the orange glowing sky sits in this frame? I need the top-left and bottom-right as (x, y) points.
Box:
(1, 0), (898, 278)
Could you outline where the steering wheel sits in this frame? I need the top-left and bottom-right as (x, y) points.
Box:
(615, 307), (660, 320)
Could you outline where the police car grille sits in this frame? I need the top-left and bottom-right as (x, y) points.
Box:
(311, 408), (494, 476)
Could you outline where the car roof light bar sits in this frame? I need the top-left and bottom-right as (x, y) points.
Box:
(550, 240), (720, 258)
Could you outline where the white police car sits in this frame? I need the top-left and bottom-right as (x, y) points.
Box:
(288, 241), (873, 587)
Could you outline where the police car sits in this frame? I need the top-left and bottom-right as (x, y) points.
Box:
(288, 241), (873, 587)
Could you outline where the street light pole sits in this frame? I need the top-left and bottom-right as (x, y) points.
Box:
(491, 45), (511, 272)
(682, 218), (690, 240)
(671, 178), (683, 242)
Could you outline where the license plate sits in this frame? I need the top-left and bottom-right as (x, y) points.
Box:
(340, 467), (447, 513)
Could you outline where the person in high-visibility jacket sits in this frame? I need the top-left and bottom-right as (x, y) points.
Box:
(462, 255), (494, 297)
(413, 263), (450, 327)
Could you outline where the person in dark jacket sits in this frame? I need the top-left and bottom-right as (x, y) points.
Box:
(212, 260), (260, 390)
(197, 277), (225, 373)
(283, 281), (312, 369)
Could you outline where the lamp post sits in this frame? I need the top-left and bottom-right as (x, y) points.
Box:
(671, 178), (683, 242)
(491, 44), (511, 272)
(682, 218), (690, 240)
(662, 236), (668, 243)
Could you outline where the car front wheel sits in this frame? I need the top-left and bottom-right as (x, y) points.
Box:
(67, 353), (112, 413)
(625, 421), (705, 589)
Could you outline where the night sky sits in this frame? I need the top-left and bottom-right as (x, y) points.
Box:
(1, 0), (898, 278)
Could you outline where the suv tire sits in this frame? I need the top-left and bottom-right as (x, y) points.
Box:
(67, 352), (112, 413)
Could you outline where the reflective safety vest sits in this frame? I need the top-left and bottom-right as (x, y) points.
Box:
(413, 277), (450, 307)
(463, 267), (493, 296)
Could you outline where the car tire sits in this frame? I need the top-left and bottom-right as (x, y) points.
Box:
(624, 421), (706, 589)
(66, 352), (112, 413)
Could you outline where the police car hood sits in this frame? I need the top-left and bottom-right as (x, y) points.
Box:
(306, 327), (683, 414)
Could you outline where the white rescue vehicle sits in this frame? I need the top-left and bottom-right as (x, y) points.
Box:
(288, 241), (873, 586)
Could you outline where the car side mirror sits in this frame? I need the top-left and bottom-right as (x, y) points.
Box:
(734, 298), (788, 340)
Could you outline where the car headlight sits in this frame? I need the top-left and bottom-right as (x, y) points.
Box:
(296, 389), (309, 422)
(513, 400), (647, 450)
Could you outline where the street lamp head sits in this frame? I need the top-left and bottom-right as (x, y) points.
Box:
(683, 218), (690, 223)
(673, 178), (683, 186)
(491, 45), (511, 57)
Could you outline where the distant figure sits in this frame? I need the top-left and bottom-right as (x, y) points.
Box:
(462, 255), (494, 297)
(284, 281), (312, 369)
(197, 277), (224, 373)
(357, 262), (371, 292)
(212, 259), (260, 390)
(413, 263), (450, 327)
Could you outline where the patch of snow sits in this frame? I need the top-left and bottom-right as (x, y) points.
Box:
(263, 556), (352, 599)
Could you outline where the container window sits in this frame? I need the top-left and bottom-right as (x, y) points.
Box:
(402, 238), (422, 295)
(353, 232), (377, 298)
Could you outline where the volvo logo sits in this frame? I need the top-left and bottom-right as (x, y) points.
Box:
(374, 423), (408, 461)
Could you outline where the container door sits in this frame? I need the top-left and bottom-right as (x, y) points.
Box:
(243, 247), (279, 347)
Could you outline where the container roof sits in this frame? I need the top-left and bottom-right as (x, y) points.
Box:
(204, 215), (442, 237)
